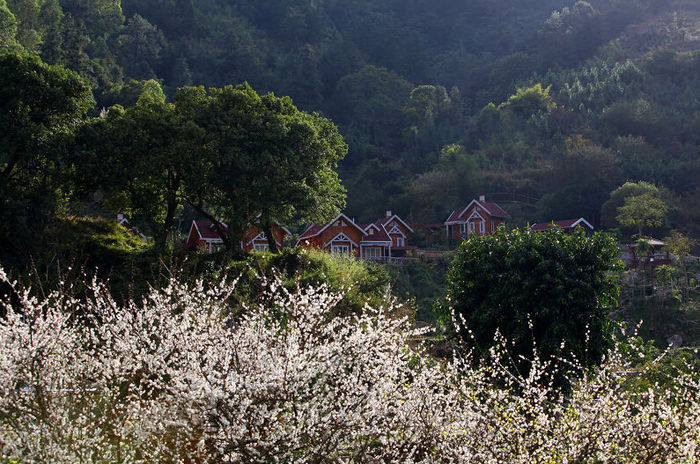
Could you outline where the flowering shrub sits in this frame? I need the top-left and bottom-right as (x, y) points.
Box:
(1, 267), (698, 463)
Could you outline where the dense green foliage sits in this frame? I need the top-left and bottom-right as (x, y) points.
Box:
(0, 52), (93, 263)
(1, 0), (698, 244)
(446, 227), (622, 376)
(175, 83), (347, 252)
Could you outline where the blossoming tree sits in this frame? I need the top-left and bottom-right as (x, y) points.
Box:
(0, 268), (698, 463)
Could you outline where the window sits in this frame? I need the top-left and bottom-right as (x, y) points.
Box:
(491, 222), (495, 233)
(396, 237), (404, 247)
(253, 243), (269, 252)
(364, 247), (382, 258)
(331, 244), (350, 255)
(468, 222), (475, 234)
(460, 223), (466, 234)
(369, 228), (374, 235)
(479, 221), (485, 234)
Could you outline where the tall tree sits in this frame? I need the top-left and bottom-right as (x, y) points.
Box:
(78, 80), (201, 249)
(0, 0), (19, 50)
(602, 181), (669, 237)
(616, 192), (668, 238)
(0, 52), (93, 260)
(179, 83), (347, 253)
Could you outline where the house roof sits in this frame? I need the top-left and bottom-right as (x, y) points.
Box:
(628, 238), (666, 247)
(376, 214), (414, 233)
(298, 224), (323, 241)
(481, 201), (509, 218)
(446, 199), (509, 224)
(250, 213), (292, 235)
(458, 199), (508, 219)
(531, 218), (594, 231)
(361, 225), (391, 243)
(445, 210), (461, 223)
(298, 213), (367, 242)
(192, 220), (227, 241)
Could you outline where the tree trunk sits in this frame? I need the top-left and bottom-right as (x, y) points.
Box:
(154, 195), (178, 250)
(262, 213), (279, 253)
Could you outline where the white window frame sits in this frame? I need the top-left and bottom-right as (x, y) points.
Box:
(479, 221), (485, 234)
(331, 244), (350, 255)
(364, 247), (382, 258)
(253, 243), (269, 252)
(396, 237), (404, 247)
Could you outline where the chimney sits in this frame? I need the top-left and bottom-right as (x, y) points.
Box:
(386, 210), (392, 217)
(479, 195), (486, 202)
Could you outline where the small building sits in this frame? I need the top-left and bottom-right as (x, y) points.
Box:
(241, 222), (291, 252)
(297, 213), (368, 257)
(625, 238), (671, 269)
(187, 218), (290, 253)
(359, 222), (393, 260)
(445, 195), (508, 239)
(297, 210), (416, 262)
(531, 218), (594, 233)
(187, 220), (226, 253)
(375, 210), (415, 254)
(115, 213), (147, 240)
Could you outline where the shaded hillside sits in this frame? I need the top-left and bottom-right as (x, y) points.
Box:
(2, 0), (699, 239)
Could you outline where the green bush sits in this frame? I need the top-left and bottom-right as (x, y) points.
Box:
(445, 227), (622, 381)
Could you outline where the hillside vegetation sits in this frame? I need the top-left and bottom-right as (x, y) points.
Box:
(2, 0), (699, 240)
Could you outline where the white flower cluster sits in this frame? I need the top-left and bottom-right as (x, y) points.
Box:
(0, 268), (698, 463)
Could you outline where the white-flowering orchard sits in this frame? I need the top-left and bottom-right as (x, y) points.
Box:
(0, 268), (698, 463)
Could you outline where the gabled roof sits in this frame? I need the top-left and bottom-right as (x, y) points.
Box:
(192, 220), (227, 242)
(246, 232), (282, 247)
(445, 210), (461, 224)
(376, 214), (414, 233)
(327, 232), (359, 248)
(458, 199), (508, 219)
(445, 199), (509, 224)
(298, 213), (367, 241)
(531, 218), (594, 231)
(361, 224), (391, 243)
(298, 224), (323, 241)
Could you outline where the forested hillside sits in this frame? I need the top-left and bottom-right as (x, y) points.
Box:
(2, 0), (699, 238)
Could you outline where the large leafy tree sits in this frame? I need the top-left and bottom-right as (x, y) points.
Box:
(601, 181), (669, 237)
(75, 80), (202, 249)
(446, 227), (621, 383)
(0, 52), (93, 260)
(179, 83), (347, 253)
(616, 192), (668, 238)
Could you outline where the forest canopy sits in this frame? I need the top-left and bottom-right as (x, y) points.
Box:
(0, 0), (698, 243)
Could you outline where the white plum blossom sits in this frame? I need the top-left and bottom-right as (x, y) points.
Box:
(0, 267), (698, 463)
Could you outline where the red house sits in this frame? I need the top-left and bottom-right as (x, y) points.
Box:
(531, 218), (594, 233)
(374, 210), (415, 255)
(241, 222), (291, 252)
(187, 220), (227, 253)
(187, 218), (290, 253)
(297, 211), (415, 261)
(297, 213), (368, 257)
(445, 196), (508, 239)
